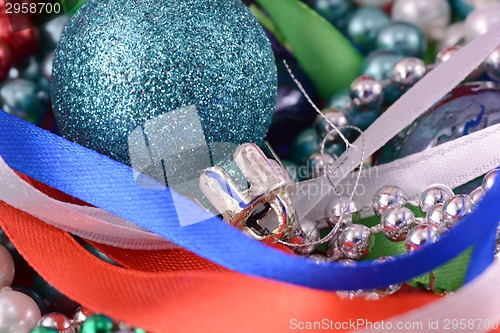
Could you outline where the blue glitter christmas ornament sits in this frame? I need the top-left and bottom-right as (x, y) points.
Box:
(51, 0), (277, 166)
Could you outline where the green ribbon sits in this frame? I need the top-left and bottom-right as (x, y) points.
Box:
(256, 0), (363, 100)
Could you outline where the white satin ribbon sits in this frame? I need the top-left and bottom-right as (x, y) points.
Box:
(0, 153), (175, 250)
(358, 259), (500, 333)
(293, 23), (500, 219)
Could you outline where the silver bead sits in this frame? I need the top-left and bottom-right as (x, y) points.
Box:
(315, 109), (349, 141)
(381, 206), (415, 242)
(405, 224), (439, 252)
(373, 256), (402, 297)
(443, 194), (474, 225)
(392, 57), (426, 86)
(338, 224), (372, 260)
(420, 184), (454, 213)
(425, 203), (445, 227)
(436, 45), (460, 64)
(483, 169), (498, 192)
(470, 186), (486, 205)
(307, 153), (335, 179)
(326, 228), (344, 261)
(292, 219), (320, 255)
(484, 46), (500, 81)
(38, 313), (75, 333)
(308, 254), (330, 263)
(350, 75), (384, 110)
(73, 306), (95, 332)
(326, 196), (358, 226)
(372, 185), (407, 216)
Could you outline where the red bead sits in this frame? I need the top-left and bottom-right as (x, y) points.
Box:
(0, 12), (38, 62)
(0, 40), (12, 80)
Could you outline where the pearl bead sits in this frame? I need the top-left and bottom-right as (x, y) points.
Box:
(346, 7), (390, 51)
(465, 4), (500, 42)
(438, 23), (466, 52)
(392, 57), (426, 86)
(419, 184), (454, 213)
(405, 224), (439, 252)
(392, 0), (451, 41)
(381, 206), (415, 241)
(314, 109), (349, 141)
(338, 224), (372, 260)
(0, 245), (14, 289)
(443, 194), (474, 225)
(377, 22), (427, 57)
(38, 313), (74, 333)
(484, 46), (500, 81)
(363, 50), (405, 81)
(312, 0), (352, 23)
(0, 290), (41, 332)
(425, 203), (445, 227)
(469, 0), (500, 8)
(470, 186), (486, 205)
(483, 169), (498, 191)
(350, 76), (384, 110)
(372, 185), (407, 216)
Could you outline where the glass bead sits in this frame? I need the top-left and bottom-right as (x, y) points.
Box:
(350, 76), (384, 110)
(405, 224), (439, 252)
(80, 314), (114, 333)
(381, 206), (415, 241)
(29, 328), (58, 333)
(376, 22), (427, 58)
(392, 0), (451, 41)
(346, 7), (390, 52)
(338, 224), (372, 260)
(0, 79), (46, 125)
(483, 169), (498, 191)
(425, 203), (445, 227)
(378, 82), (500, 163)
(443, 194), (474, 225)
(312, 0), (352, 23)
(420, 184), (454, 213)
(372, 185), (407, 216)
(327, 89), (351, 110)
(362, 50), (404, 81)
(470, 186), (486, 205)
(392, 57), (426, 87)
(290, 128), (320, 166)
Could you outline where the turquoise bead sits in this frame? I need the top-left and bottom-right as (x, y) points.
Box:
(0, 79), (46, 125)
(312, 0), (352, 23)
(362, 50), (404, 81)
(290, 128), (320, 166)
(346, 107), (382, 131)
(450, 0), (473, 19)
(327, 89), (351, 110)
(347, 7), (390, 52)
(376, 22), (426, 58)
(80, 314), (114, 333)
(29, 328), (58, 333)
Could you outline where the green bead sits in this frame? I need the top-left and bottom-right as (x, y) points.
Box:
(134, 329), (147, 333)
(29, 328), (58, 333)
(290, 128), (320, 166)
(79, 314), (114, 333)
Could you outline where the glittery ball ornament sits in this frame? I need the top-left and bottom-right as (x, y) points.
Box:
(51, 0), (277, 165)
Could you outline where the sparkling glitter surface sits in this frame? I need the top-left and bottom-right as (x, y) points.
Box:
(51, 0), (277, 166)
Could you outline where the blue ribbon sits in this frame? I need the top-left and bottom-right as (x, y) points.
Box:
(0, 111), (498, 291)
